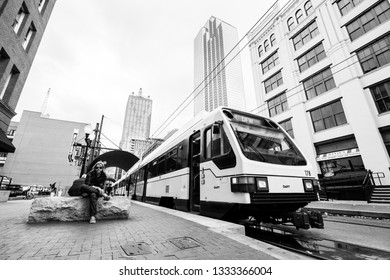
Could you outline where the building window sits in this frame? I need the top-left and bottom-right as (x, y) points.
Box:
(264, 40), (270, 52)
(270, 34), (276, 46)
(7, 129), (16, 136)
(292, 21), (319, 51)
(369, 80), (390, 114)
(0, 49), (10, 78)
(261, 51), (280, 74)
(297, 43), (326, 72)
(12, 3), (28, 34)
(357, 33), (390, 73)
(258, 45), (264, 57)
(346, 1), (390, 41)
(303, 68), (336, 99)
(0, 67), (19, 102)
(337, 0), (364, 16)
(380, 126), (390, 157)
(268, 92), (288, 117)
(305, 1), (313, 15)
(23, 23), (36, 50)
(0, 73), (11, 100)
(264, 71), (283, 93)
(310, 100), (347, 132)
(288, 17), (295, 31)
(296, 9), (303, 24)
(38, 0), (47, 13)
(279, 119), (295, 138)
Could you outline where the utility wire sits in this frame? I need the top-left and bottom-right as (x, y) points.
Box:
(151, 0), (279, 138)
(153, 8), (386, 132)
(100, 132), (122, 150)
(248, 41), (387, 115)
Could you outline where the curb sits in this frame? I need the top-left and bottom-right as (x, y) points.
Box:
(304, 207), (390, 219)
(132, 201), (312, 260)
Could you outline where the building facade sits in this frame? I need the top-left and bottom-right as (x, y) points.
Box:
(0, 0), (56, 153)
(120, 88), (153, 154)
(0, 110), (89, 190)
(248, 0), (390, 198)
(194, 16), (246, 116)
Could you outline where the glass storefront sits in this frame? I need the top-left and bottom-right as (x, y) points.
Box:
(315, 136), (368, 200)
(319, 155), (365, 176)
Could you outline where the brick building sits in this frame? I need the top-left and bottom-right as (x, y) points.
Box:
(0, 0), (57, 153)
(0, 110), (88, 190)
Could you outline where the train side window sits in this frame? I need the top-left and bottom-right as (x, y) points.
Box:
(166, 148), (178, 172)
(149, 161), (158, 178)
(157, 156), (166, 175)
(178, 141), (187, 168)
(205, 129), (212, 159)
(205, 125), (232, 159)
(192, 138), (200, 156)
(138, 168), (144, 181)
(213, 126), (231, 157)
(212, 133), (222, 157)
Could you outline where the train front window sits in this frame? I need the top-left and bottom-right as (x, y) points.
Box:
(232, 123), (306, 166)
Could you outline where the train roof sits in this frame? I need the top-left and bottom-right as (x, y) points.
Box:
(126, 107), (231, 175)
(123, 106), (279, 177)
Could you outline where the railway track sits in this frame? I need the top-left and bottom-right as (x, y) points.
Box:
(244, 221), (390, 260)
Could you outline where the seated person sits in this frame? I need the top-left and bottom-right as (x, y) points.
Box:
(68, 161), (110, 224)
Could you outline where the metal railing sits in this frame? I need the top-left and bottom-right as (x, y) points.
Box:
(364, 170), (386, 203)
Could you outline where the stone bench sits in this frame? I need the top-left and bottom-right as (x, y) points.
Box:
(28, 196), (131, 223)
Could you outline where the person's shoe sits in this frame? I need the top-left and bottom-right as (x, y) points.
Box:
(89, 216), (96, 224)
(103, 194), (111, 201)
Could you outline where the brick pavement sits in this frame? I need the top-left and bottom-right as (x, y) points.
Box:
(0, 199), (303, 260)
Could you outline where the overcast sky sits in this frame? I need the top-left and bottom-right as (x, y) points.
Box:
(14, 0), (276, 149)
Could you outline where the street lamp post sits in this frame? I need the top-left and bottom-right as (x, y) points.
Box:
(79, 124), (93, 178)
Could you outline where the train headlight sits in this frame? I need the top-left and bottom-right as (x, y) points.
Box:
(303, 179), (314, 192)
(256, 177), (269, 192)
(231, 177), (256, 193)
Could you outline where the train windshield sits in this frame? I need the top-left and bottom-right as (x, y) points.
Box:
(231, 122), (307, 166)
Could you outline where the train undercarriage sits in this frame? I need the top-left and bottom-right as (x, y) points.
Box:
(200, 201), (324, 230)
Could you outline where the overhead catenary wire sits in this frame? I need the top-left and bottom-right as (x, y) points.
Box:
(247, 41), (387, 115)
(100, 132), (122, 150)
(152, 1), (384, 135)
(151, 0), (279, 138)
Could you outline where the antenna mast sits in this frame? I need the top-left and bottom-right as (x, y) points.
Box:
(40, 88), (51, 118)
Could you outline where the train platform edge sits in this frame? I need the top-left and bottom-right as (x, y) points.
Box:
(304, 200), (390, 219)
(131, 200), (311, 260)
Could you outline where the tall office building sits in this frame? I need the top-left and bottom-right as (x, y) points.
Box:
(248, 0), (390, 199)
(120, 88), (153, 154)
(193, 16), (246, 116)
(0, 0), (57, 153)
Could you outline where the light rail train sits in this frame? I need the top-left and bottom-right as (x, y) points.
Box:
(114, 107), (323, 229)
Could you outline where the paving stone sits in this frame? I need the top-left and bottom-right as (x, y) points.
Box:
(0, 199), (280, 260)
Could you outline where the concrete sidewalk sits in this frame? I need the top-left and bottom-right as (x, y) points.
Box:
(1, 198), (389, 260)
(0, 199), (308, 260)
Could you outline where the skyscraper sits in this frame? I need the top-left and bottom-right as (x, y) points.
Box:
(0, 0), (57, 153)
(193, 16), (246, 116)
(120, 88), (152, 154)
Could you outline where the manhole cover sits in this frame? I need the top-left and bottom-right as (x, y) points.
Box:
(168, 237), (201, 250)
(121, 242), (152, 256)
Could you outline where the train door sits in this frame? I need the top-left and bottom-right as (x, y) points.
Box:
(142, 166), (148, 202)
(189, 131), (201, 212)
